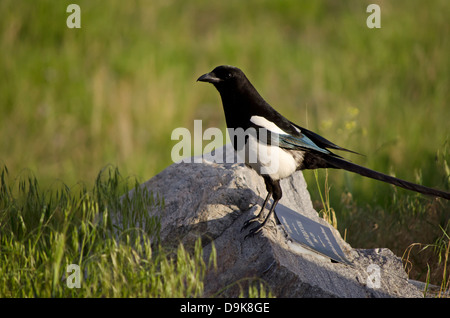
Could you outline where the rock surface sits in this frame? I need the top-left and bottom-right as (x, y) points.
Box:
(126, 144), (422, 298)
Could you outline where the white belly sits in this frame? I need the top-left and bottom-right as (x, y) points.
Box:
(237, 134), (304, 180)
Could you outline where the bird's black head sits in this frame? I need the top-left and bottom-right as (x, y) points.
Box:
(197, 65), (246, 90)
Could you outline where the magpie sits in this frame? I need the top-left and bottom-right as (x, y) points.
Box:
(197, 65), (450, 238)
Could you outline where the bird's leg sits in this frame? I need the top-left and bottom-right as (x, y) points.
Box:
(244, 178), (282, 239)
(244, 198), (280, 239)
(241, 176), (274, 231)
(241, 191), (271, 231)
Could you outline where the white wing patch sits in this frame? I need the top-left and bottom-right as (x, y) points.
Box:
(240, 133), (300, 180)
(250, 115), (289, 135)
(292, 125), (301, 134)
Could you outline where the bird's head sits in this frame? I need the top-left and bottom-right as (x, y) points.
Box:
(197, 65), (246, 91)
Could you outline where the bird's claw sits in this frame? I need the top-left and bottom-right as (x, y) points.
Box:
(244, 224), (263, 240)
(240, 216), (258, 232)
(242, 215), (263, 239)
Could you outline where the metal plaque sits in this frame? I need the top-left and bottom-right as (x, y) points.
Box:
(275, 203), (352, 265)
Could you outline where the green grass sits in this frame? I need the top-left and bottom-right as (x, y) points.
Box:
(0, 165), (276, 297)
(0, 165), (214, 297)
(1, 0), (449, 291)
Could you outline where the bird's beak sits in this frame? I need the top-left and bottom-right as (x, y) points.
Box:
(197, 72), (221, 84)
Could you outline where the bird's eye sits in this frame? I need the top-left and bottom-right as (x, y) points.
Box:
(225, 73), (232, 79)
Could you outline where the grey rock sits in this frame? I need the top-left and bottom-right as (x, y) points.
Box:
(126, 144), (422, 298)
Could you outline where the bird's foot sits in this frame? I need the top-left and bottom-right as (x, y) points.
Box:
(241, 216), (259, 232)
(243, 223), (263, 240)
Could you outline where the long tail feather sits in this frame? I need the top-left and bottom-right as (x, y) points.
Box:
(324, 155), (450, 200)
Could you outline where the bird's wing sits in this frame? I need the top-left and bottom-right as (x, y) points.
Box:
(249, 115), (333, 155)
(289, 121), (361, 155)
(277, 133), (332, 155)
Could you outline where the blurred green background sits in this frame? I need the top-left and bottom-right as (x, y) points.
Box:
(1, 1), (449, 282)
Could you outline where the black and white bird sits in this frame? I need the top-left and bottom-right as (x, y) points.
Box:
(197, 65), (450, 238)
